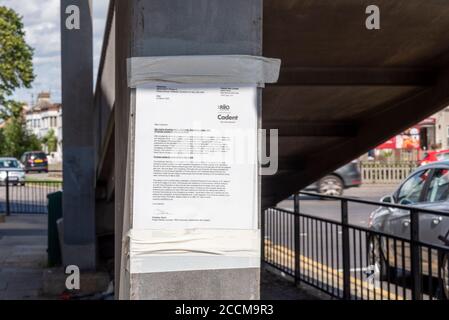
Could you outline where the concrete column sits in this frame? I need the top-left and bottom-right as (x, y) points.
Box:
(60, 0), (96, 270)
(115, 0), (262, 299)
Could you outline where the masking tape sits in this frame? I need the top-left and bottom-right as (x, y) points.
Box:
(127, 55), (281, 88)
(127, 229), (260, 274)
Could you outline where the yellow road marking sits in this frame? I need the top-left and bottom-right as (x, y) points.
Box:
(265, 240), (404, 300)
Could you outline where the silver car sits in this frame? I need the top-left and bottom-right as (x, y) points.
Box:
(0, 158), (26, 186)
(369, 161), (449, 298)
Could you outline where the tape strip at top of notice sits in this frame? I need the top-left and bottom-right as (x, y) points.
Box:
(127, 55), (281, 88)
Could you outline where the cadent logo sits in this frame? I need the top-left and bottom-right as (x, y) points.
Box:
(218, 114), (239, 121)
(217, 104), (238, 121)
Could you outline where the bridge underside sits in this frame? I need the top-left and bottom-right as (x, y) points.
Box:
(91, 0), (449, 294)
(261, 0), (449, 208)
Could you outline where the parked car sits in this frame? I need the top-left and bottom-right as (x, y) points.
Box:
(20, 151), (48, 173)
(305, 160), (362, 196)
(419, 149), (449, 166)
(0, 158), (26, 186)
(368, 161), (449, 298)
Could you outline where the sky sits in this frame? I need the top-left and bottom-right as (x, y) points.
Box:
(0, 0), (109, 104)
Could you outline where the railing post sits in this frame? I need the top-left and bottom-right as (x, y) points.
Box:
(5, 171), (10, 216)
(341, 199), (351, 299)
(410, 209), (422, 300)
(261, 205), (265, 265)
(294, 193), (301, 286)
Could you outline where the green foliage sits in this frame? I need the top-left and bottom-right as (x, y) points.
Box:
(380, 150), (393, 158)
(0, 6), (38, 159)
(42, 128), (57, 153)
(0, 114), (41, 158)
(0, 6), (34, 114)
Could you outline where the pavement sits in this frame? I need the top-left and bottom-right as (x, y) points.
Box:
(261, 266), (332, 300)
(0, 214), (48, 300)
(0, 214), (331, 300)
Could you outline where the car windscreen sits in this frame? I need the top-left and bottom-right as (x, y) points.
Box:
(29, 153), (47, 160)
(0, 160), (20, 169)
(425, 168), (449, 202)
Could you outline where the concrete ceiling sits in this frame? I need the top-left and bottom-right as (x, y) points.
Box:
(264, 0), (449, 67)
(261, 0), (449, 207)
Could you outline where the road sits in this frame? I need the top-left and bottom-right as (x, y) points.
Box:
(264, 184), (426, 300)
(0, 179), (62, 214)
(277, 184), (397, 227)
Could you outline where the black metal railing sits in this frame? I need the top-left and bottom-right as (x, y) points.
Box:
(0, 171), (62, 215)
(262, 192), (449, 300)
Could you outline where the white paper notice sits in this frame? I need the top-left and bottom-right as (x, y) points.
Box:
(133, 83), (258, 230)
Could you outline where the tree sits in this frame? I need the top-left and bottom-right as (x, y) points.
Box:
(42, 129), (58, 153)
(0, 114), (41, 158)
(0, 6), (37, 158)
(0, 6), (34, 116)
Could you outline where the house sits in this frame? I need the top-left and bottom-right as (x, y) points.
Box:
(24, 92), (62, 161)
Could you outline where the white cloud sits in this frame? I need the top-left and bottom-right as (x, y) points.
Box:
(0, 0), (109, 103)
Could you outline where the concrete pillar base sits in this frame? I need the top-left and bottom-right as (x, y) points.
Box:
(61, 244), (96, 271)
(42, 267), (110, 297)
(129, 268), (260, 300)
(56, 218), (96, 270)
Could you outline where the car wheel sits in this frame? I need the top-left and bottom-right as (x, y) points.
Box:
(442, 253), (449, 299)
(367, 235), (389, 281)
(318, 175), (344, 196)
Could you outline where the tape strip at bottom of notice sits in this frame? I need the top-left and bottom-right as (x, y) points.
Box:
(127, 229), (261, 274)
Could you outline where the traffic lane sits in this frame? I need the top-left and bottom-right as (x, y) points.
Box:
(264, 213), (370, 269)
(266, 184), (398, 251)
(265, 185), (405, 298)
(264, 212), (410, 299)
(0, 184), (60, 199)
(276, 184), (398, 228)
(265, 236), (411, 300)
(0, 184), (60, 214)
(269, 184), (398, 268)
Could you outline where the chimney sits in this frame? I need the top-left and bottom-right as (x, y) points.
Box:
(37, 92), (51, 102)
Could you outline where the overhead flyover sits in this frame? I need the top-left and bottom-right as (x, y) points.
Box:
(88, 0), (449, 299)
(261, 0), (449, 209)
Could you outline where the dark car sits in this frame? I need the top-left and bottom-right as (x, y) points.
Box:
(20, 151), (48, 173)
(305, 160), (362, 196)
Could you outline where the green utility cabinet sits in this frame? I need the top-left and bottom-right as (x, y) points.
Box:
(47, 191), (62, 267)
